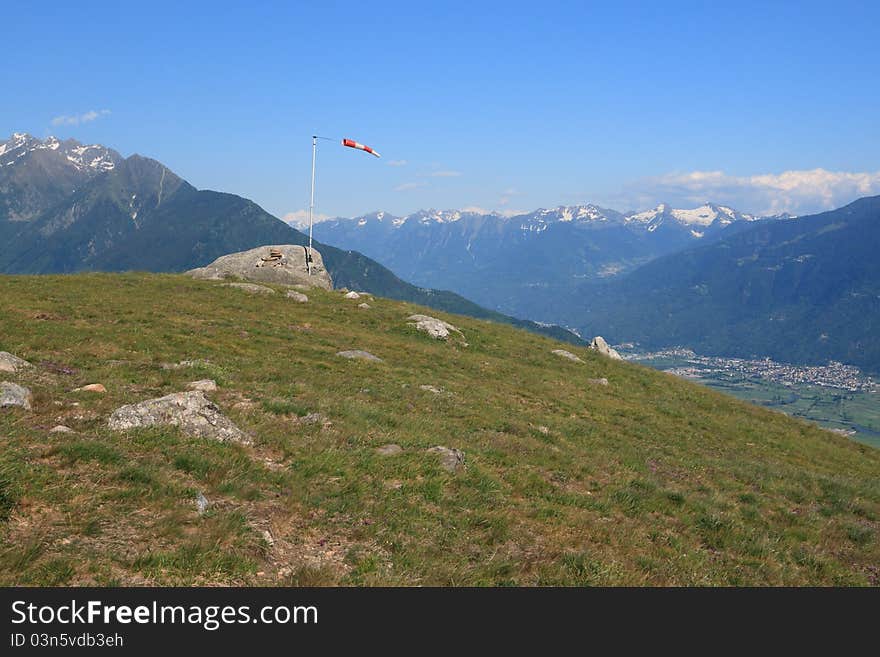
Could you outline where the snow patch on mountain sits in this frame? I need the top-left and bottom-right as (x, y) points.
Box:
(0, 133), (117, 172)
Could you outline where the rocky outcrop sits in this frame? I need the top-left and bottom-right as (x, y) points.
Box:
(589, 336), (622, 360)
(1, 381), (32, 410)
(552, 349), (583, 363)
(427, 446), (465, 473)
(187, 245), (332, 290)
(407, 314), (463, 340)
(336, 350), (383, 362)
(108, 391), (248, 443)
(0, 352), (31, 373)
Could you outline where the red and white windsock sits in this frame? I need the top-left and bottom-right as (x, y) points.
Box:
(342, 138), (381, 158)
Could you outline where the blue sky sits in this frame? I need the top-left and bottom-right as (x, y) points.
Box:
(4, 1), (880, 220)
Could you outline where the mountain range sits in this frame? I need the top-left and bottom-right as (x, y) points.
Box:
(310, 199), (880, 373)
(577, 196), (880, 372)
(310, 203), (793, 321)
(0, 133), (580, 345)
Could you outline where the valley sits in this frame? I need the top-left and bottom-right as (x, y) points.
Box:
(626, 347), (880, 448)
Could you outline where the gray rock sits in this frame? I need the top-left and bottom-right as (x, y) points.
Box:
(407, 314), (463, 340)
(286, 290), (309, 303)
(552, 349), (583, 363)
(427, 446), (465, 473)
(0, 381), (32, 410)
(49, 425), (74, 434)
(589, 336), (622, 360)
(419, 384), (444, 394)
(357, 303), (371, 309)
(73, 383), (106, 393)
(336, 350), (383, 362)
(108, 391), (249, 444)
(588, 377), (609, 386)
(0, 352), (31, 373)
(344, 291), (361, 299)
(196, 492), (210, 515)
(224, 282), (275, 295)
(187, 245), (332, 290)
(292, 412), (326, 425)
(187, 379), (217, 392)
(376, 444), (403, 456)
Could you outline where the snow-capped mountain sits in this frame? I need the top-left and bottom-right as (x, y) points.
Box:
(0, 133), (120, 173)
(313, 202), (789, 321)
(0, 133), (123, 223)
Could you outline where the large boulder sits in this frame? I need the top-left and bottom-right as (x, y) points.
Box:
(0, 352), (31, 373)
(108, 391), (249, 443)
(589, 336), (622, 360)
(407, 314), (463, 340)
(1, 381), (32, 410)
(187, 245), (332, 290)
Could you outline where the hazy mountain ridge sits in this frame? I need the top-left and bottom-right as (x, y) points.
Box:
(575, 196), (880, 373)
(311, 202), (789, 319)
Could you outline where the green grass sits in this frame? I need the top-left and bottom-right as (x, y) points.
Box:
(0, 272), (879, 586)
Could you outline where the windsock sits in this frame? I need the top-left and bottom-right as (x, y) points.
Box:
(342, 138), (381, 158)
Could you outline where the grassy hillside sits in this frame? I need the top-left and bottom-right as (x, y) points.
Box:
(1, 274), (878, 586)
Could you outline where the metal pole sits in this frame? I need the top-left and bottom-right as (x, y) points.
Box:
(307, 135), (317, 275)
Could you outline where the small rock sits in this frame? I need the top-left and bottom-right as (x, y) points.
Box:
(536, 425), (550, 435)
(224, 282), (276, 294)
(358, 303), (371, 309)
(286, 290), (308, 303)
(427, 446), (465, 473)
(49, 425), (74, 434)
(108, 391), (249, 444)
(74, 383), (106, 393)
(161, 359), (209, 370)
(588, 377), (609, 386)
(187, 379), (217, 392)
(552, 349), (583, 363)
(589, 336), (622, 360)
(344, 291), (361, 299)
(261, 529), (275, 547)
(292, 412), (326, 425)
(419, 385), (444, 394)
(336, 350), (382, 362)
(407, 314), (463, 340)
(0, 381), (32, 410)
(0, 352), (32, 373)
(196, 492), (210, 515)
(376, 444), (403, 456)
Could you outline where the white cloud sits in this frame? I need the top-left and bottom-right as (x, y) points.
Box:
(387, 159), (407, 167)
(429, 170), (462, 178)
(394, 182), (426, 192)
(283, 209), (331, 228)
(50, 109), (111, 127)
(607, 168), (880, 216)
(498, 187), (522, 206)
